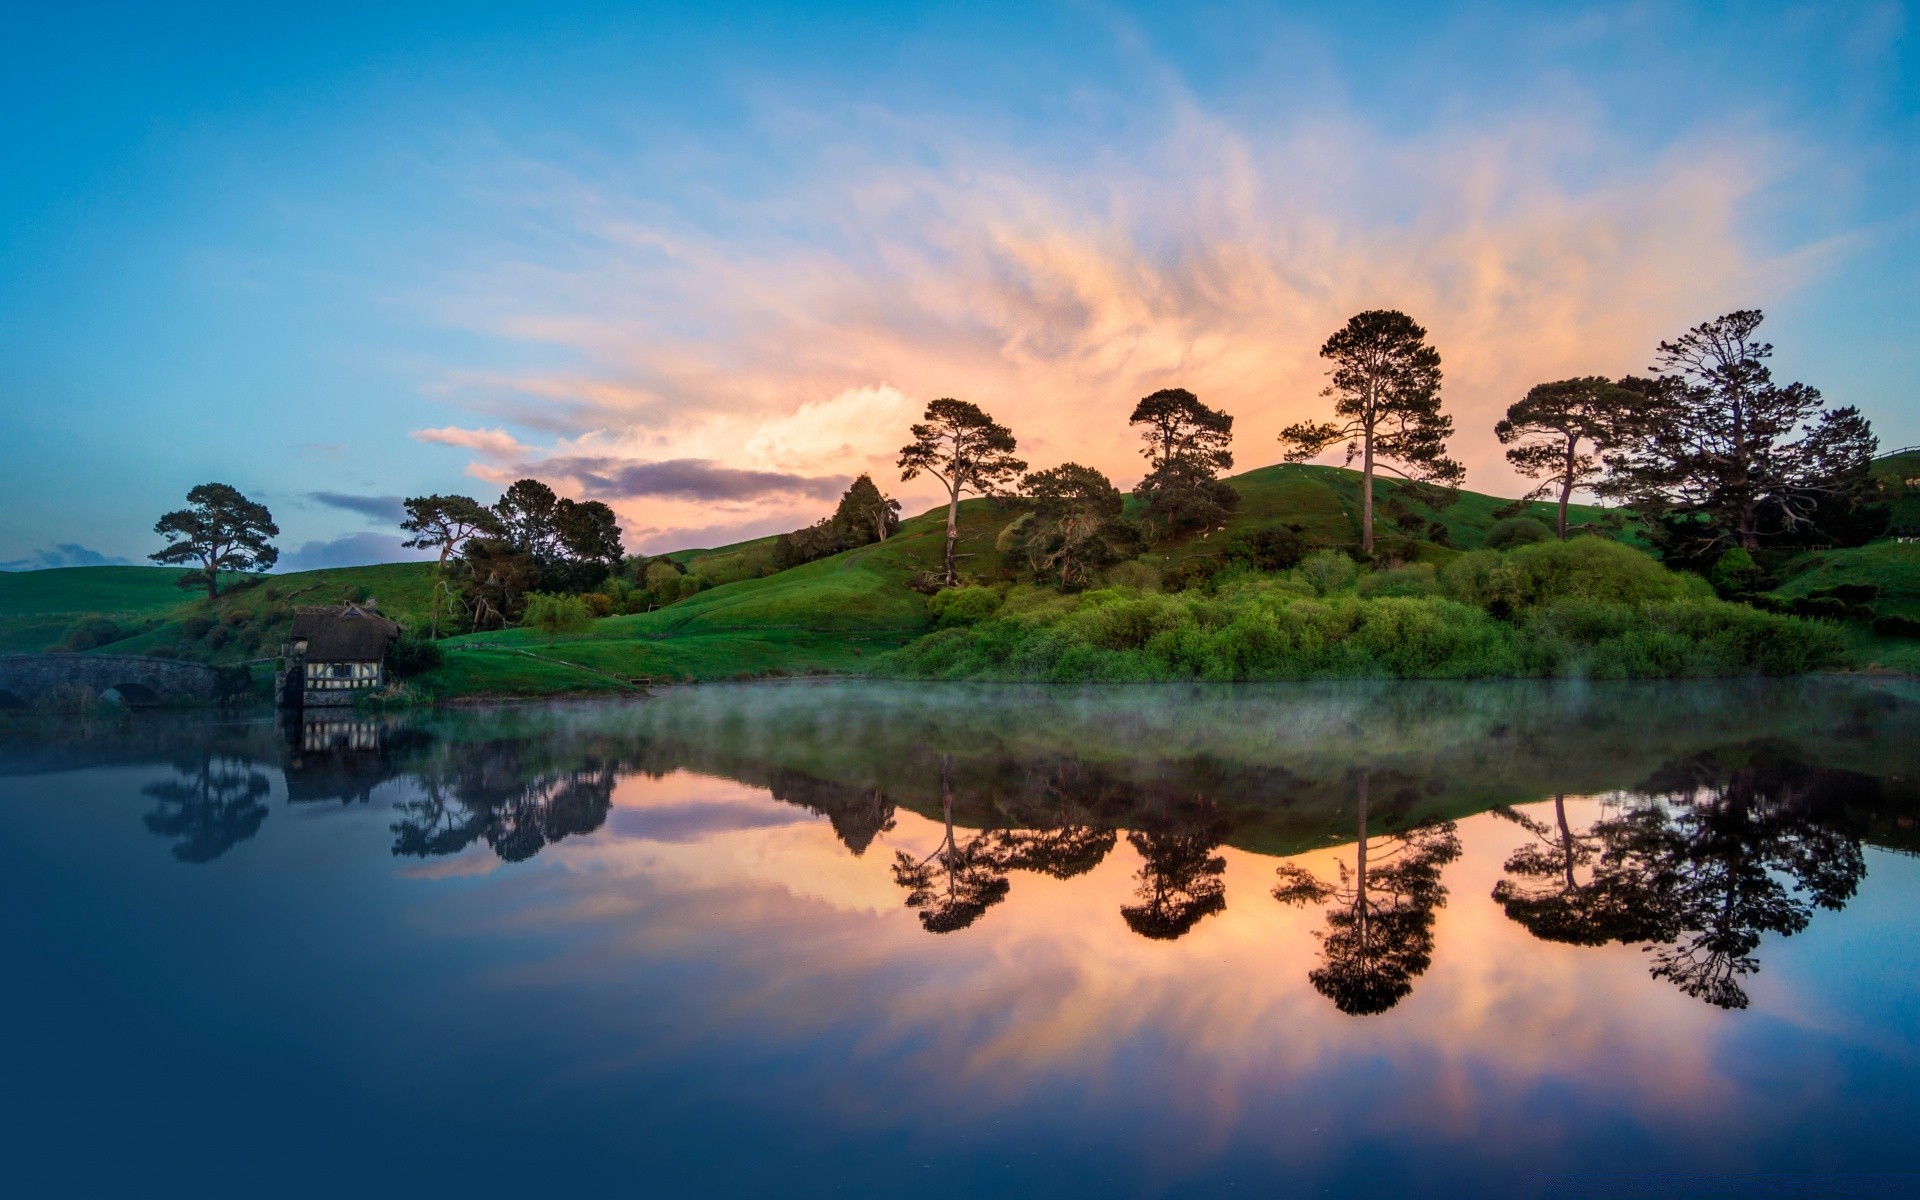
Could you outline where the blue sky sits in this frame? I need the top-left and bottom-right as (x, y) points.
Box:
(1, 1), (1914, 565)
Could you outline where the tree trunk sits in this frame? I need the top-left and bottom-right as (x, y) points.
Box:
(203, 556), (220, 600)
(943, 485), (961, 586)
(1355, 769), (1369, 901)
(1360, 432), (1375, 556)
(1558, 438), (1576, 539)
(1554, 792), (1574, 891)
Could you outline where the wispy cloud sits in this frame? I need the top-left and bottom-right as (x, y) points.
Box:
(309, 491), (406, 524)
(0, 543), (132, 571)
(410, 425), (530, 458)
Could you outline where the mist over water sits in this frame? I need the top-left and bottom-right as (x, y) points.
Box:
(2, 679), (1917, 1197)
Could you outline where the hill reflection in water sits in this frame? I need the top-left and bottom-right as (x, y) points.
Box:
(2, 678), (1917, 1197)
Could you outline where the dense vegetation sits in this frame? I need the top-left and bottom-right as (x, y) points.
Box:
(888, 539), (1848, 682)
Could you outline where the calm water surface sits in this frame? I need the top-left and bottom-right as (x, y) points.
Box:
(2, 680), (1917, 1198)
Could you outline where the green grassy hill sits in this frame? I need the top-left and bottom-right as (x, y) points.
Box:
(7, 456), (1915, 695)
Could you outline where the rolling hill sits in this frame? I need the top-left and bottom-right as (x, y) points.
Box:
(4, 456), (1914, 694)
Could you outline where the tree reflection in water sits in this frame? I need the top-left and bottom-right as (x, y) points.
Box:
(389, 742), (616, 864)
(891, 755), (1011, 933)
(1120, 796), (1229, 940)
(1273, 770), (1461, 1015)
(142, 752), (271, 863)
(1490, 752), (1872, 1010)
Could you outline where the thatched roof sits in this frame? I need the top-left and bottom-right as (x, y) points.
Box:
(298, 603), (400, 662)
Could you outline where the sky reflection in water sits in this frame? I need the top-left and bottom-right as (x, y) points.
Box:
(1, 679), (1917, 1198)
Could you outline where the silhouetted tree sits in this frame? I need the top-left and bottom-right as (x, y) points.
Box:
(1121, 798), (1229, 940)
(1130, 388), (1240, 540)
(150, 483), (279, 599)
(400, 494), (502, 569)
(554, 498), (625, 588)
(1601, 310), (1881, 553)
(1494, 377), (1640, 539)
(832, 474), (902, 544)
(142, 752), (270, 863)
(890, 756), (1012, 933)
(492, 479), (563, 562)
(1595, 754), (1867, 1009)
(899, 399), (1026, 586)
(1278, 311), (1463, 555)
(1272, 771), (1461, 1014)
(1489, 793), (1672, 946)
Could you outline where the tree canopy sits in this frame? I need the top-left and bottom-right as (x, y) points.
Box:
(1129, 388), (1241, 541)
(150, 482), (279, 599)
(1006, 462), (1138, 587)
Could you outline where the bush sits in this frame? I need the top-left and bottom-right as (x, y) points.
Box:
(1498, 538), (1697, 607)
(1162, 557), (1223, 593)
(1358, 563), (1439, 598)
(1874, 614), (1920, 639)
(522, 593), (593, 644)
(387, 632), (445, 678)
(1709, 548), (1774, 599)
(180, 614), (216, 640)
(1296, 550), (1358, 596)
(581, 592), (615, 618)
(1225, 527), (1308, 573)
(57, 617), (123, 652)
(1100, 561), (1162, 592)
(1484, 517), (1553, 550)
(929, 585), (1002, 627)
(343, 584), (368, 603)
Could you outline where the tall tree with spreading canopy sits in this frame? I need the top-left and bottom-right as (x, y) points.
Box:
(1602, 310), (1881, 553)
(832, 473), (902, 543)
(1278, 310), (1463, 555)
(150, 483), (279, 599)
(400, 494), (502, 569)
(898, 398), (1026, 585)
(1494, 377), (1641, 539)
(554, 498), (625, 588)
(1120, 798), (1229, 941)
(1129, 388), (1239, 539)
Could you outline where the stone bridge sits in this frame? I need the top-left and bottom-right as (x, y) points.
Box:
(0, 654), (233, 707)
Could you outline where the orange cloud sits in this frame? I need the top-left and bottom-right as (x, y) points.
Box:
(411, 425), (530, 458)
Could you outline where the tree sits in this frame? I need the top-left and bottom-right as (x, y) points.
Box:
(522, 592), (593, 645)
(1488, 793), (1673, 946)
(1271, 771), (1461, 1014)
(1120, 798), (1229, 941)
(832, 473), (902, 543)
(899, 398), (1026, 586)
(555, 498), (625, 588)
(1494, 377), (1639, 539)
(150, 483), (279, 599)
(1129, 389), (1240, 540)
(1602, 310), (1880, 553)
(1278, 311), (1464, 555)
(142, 751), (271, 863)
(1007, 463), (1139, 587)
(492, 478), (562, 562)
(400, 494), (502, 569)
(890, 756), (1012, 933)
(457, 537), (540, 629)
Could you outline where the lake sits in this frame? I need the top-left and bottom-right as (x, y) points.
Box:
(2, 679), (1917, 1198)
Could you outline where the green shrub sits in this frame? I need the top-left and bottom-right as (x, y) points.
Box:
(1358, 563), (1439, 598)
(522, 592), (593, 644)
(180, 614), (216, 640)
(387, 632), (446, 678)
(1875, 614), (1920, 639)
(1100, 560), (1162, 592)
(1709, 548), (1773, 599)
(57, 617), (123, 652)
(1484, 517), (1553, 550)
(1499, 538), (1697, 607)
(1225, 527), (1308, 573)
(1296, 550), (1358, 596)
(928, 585), (1002, 627)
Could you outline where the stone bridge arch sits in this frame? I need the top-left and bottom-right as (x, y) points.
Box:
(0, 654), (230, 707)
